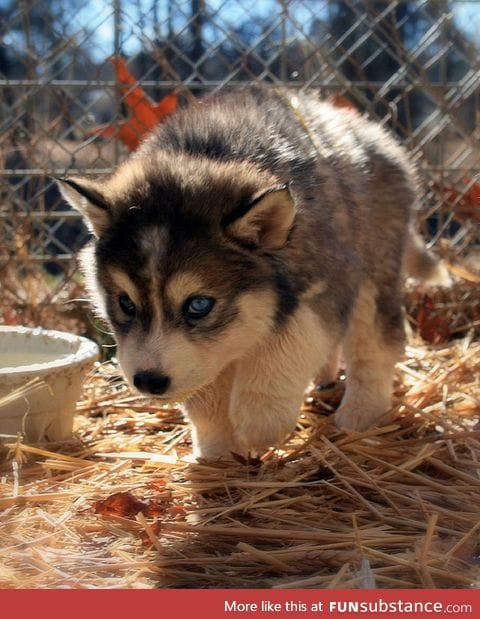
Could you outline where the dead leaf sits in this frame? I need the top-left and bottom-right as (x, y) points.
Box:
(419, 314), (451, 344)
(89, 57), (178, 150)
(93, 492), (147, 518)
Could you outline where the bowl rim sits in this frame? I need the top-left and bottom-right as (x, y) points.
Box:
(0, 325), (100, 378)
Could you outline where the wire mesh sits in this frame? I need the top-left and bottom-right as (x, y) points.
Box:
(1, 0), (479, 283)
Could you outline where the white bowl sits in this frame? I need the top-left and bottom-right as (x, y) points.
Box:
(0, 326), (100, 442)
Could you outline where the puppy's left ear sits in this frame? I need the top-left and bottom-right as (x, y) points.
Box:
(55, 176), (111, 238)
(226, 184), (296, 249)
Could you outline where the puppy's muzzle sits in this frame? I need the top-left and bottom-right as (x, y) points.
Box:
(133, 371), (171, 395)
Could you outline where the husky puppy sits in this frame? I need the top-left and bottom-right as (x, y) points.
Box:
(58, 87), (448, 458)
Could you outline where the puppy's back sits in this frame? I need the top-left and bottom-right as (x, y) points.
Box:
(139, 87), (419, 301)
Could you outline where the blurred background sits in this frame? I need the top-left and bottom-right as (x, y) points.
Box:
(1, 0), (479, 337)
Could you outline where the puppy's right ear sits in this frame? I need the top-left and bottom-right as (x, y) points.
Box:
(55, 177), (111, 237)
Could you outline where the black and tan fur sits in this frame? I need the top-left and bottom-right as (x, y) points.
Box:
(58, 86), (449, 458)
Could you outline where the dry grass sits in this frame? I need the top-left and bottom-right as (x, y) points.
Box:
(0, 276), (480, 589)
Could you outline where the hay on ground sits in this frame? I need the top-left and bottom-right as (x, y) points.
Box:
(0, 280), (479, 589)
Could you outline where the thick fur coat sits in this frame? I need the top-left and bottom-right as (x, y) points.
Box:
(58, 87), (448, 458)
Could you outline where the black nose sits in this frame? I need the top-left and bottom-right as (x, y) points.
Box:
(133, 371), (170, 395)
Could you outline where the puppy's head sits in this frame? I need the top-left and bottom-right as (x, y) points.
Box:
(58, 152), (297, 400)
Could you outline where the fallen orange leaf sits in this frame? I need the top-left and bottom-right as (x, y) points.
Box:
(415, 295), (451, 344)
(93, 492), (147, 518)
(419, 314), (451, 344)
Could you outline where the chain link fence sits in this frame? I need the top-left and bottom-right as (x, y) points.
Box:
(1, 0), (479, 324)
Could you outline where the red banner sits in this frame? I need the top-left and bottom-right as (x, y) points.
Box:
(1, 589), (479, 619)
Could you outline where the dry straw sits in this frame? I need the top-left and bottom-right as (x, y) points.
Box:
(0, 277), (479, 589)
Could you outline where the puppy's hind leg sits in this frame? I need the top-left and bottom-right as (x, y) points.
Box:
(335, 280), (404, 432)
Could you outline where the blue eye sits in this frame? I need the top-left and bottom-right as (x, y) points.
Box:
(183, 296), (215, 321)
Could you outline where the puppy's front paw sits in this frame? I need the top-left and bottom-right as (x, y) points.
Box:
(232, 399), (299, 454)
(193, 442), (239, 461)
(191, 426), (241, 461)
(335, 402), (390, 432)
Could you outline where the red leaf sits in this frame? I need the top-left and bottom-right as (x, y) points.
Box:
(466, 179), (480, 206)
(88, 57), (178, 151)
(93, 492), (147, 518)
(435, 176), (480, 222)
(142, 501), (167, 518)
(153, 93), (178, 120)
(419, 315), (451, 344)
(110, 56), (159, 126)
(146, 479), (167, 492)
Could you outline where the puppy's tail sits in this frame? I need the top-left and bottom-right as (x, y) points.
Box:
(403, 229), (451, 286)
